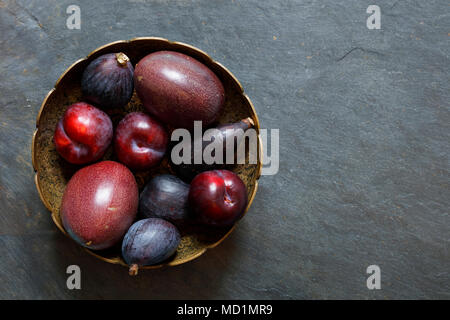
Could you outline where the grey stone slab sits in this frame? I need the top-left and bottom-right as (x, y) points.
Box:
(0, 0), (448, 299)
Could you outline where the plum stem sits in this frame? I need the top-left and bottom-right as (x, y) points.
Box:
(116, 52), (130, 67)
(129, 264), (139, 276)
(224, 195), (233, 204)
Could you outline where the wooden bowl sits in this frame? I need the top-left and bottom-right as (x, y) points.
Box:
(32, 37), (262, 270)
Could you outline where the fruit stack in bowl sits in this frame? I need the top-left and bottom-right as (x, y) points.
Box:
(53, 50), (254, 275)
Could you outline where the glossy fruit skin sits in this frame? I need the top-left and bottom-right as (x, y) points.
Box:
(61, 161), (138, 250)
(189, 170), (248, 227)
(122, 218), (180, 268)
(139, 174), (190, 225)
(114, 112), (168, 171)
(171, 118), (254, 182)
(81, 53), (134, 109)
(53, 102), (113, 164)
(134, 51), (225, 129)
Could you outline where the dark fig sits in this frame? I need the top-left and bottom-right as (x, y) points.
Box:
(122, 218), (181, 275)
(139, 174), (190, 225)
(171, 117), (255, 182)
(81, 52), (134, 109)
(134, 51), (225, 129)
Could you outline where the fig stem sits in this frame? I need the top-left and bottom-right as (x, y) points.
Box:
(116, 52), (130, 67)
(242, 117), (255, 128)
(129, 264), (139, 276)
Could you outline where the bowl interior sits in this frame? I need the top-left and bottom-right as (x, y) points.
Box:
(33, 38), (261, 268)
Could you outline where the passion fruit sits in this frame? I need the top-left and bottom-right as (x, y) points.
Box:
(60, 161), (139, 250)
(134, 51), (225, 129)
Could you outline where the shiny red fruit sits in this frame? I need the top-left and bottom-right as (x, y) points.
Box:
(61, 161), (139, 250)
(53, 102), (113, 164)
(114, 112), (168, 171)
(189, 170), (248, 227)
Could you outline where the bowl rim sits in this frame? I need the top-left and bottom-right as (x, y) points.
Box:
(32, 37), (263, 269)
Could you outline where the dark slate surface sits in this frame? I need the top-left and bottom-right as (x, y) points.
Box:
(0, 0), (449, 299)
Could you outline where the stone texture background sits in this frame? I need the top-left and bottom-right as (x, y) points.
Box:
(0, 0), (448, 299)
